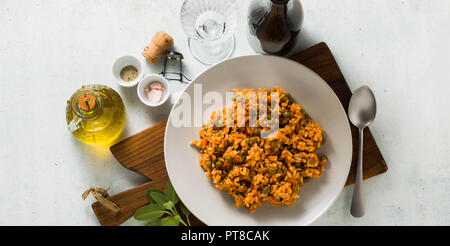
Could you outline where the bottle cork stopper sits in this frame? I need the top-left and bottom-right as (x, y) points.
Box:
(141, 31), (174, 64)
(77, 93), (96, 111)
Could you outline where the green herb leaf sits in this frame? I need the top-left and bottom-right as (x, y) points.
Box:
(145, 218), (162, 226)
(165, 180), (179, 204)
(161, 215), (181, 226)
(150, 191), (169, 206)
(133, 204), (166, 221)
(145, 188), (165, 204)
(163, 201), (174, 210)
(180, 201), (191, 216)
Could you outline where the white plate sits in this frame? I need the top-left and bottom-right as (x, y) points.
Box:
(164, 55), (352, 225)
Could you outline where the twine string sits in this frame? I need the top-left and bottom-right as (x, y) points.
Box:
(82, 187), (120, 213)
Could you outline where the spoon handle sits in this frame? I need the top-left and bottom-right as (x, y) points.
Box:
(351, 128), (365, 217)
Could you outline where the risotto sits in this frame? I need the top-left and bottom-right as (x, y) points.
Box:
(190, 86), (327, 212)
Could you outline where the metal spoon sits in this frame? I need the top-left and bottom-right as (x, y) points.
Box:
(348, 85), (377, 217)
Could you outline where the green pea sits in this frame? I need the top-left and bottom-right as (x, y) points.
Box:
(262, 186), (271, 194)
(271, 141), (278, 148)
(215, 161), (223, 168)
(268, 168), (278, 175)
(251, 137), (258, 144)
(225, 156), (232, 163)
(205, 161), (212, 168)
(245, 138), (250, 144)
(201, 146), (206, 151)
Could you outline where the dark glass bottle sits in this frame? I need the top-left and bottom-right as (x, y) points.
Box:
(247, 0), (303, 56)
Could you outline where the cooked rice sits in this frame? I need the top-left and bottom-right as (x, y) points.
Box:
(190, 86), (327, 212)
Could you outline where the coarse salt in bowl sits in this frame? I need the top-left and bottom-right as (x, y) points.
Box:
(137, 74), (170, 107)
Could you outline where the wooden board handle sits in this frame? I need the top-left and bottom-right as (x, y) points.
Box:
(92, 120), (169, 225)
(92, 181), (163, 226)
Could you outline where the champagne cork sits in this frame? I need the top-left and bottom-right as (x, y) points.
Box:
(141, 31), (174, 64)
(78, 93), (96, 111)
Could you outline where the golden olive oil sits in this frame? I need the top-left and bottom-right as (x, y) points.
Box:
(66, 84), (125, 145)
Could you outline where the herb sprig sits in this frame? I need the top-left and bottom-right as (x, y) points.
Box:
(133, 180), (191, 226)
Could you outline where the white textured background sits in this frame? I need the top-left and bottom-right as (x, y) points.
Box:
(0, 0), (449, 225)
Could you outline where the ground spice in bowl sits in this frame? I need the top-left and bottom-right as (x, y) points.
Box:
(120, 65), (139, 82)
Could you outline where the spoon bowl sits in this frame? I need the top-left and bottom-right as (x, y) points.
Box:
(348, 86), (377, 128)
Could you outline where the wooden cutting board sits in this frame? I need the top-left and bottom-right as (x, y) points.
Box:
(91, 42), (388, 226)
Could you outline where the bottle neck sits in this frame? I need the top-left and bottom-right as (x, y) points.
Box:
(71, 89), (103, 120)
(269, 0), (288, 16)
(271, 0), (289, 5)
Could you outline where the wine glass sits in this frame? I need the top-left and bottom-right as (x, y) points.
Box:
(180, 0), (238, 65)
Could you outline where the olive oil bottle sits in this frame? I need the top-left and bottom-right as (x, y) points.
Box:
(66, 84), (126, 145)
